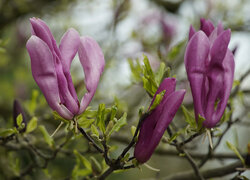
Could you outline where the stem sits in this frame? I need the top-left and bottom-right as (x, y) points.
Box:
(118, 112), (149, 160)
(50, 121), (64, 138)
(77, 125), (104, 154)
(98, 167), (114, 180)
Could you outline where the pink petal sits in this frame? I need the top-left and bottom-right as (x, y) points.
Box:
(26, 36), (73, 119)
(78, 36), (105, 114)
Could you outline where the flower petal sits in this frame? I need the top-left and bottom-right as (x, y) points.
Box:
(203, 50), (234, 127)
(210, 29), (231, 65)
(188, 25), (196, 40)
(78, 36), (105, 114)
(26, 36), (73, 120)
(59, 28), (80, 70)
(185, 31), (210, 119)
(149, 78), (176, 109)
(200, 18), (215, 36)
(59, 28), (80, 103)
(30, 18), (61, 58)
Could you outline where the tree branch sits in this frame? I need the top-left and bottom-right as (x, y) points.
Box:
(164, 160), (243, 180)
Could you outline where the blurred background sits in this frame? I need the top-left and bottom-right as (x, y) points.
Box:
(0, 0), (250, 179)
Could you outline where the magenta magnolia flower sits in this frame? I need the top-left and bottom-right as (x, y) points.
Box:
(134, 78), (185, 163)
(185, 19), (235, 128)
(26, 18), (105, 120)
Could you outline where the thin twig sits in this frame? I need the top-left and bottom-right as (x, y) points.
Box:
(77, 125), (104, 154)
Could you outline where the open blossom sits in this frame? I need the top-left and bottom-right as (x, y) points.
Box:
(134, 78), (185, 163)
(185, 19), (235, 128)
(26, 18), (105, 120)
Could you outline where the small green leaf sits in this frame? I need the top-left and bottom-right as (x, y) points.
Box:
(16, 114), (23, 127)
(78, 118), (95, 129)
(155, 62), (166, 85)
(53, 111), (68, 123)
(26, 117), (37, 133)
(108, 113), (127, 137)
(91, 124), (99, 138)
(28, 90), (39, 115)
(39, 125), (54, 147)
(90, 156), (102, 175)
(181, 106), (196, 129)
(0, 128), (15, 137)
(167, 40), (185, 61)
(149, 90), (165, 111)
(226, 141), (245, 165)
(131, 126), (136, 136)
(233, 80), (240, 88)
(143, 55), (154, 77)
(110, 105), (118, 121)
(96, 103), (106, 133)
(197, 115), (205, 131)
(128, 58), (142, 82)
(74, 150), (92, 170)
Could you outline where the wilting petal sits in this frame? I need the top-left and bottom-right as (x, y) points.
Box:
(210, 30), (231, 65)
(134, 89), (186, 163)
(78, 36), (105, 114)
(200, 18), (214, 36)
(26, 36), (73, 119)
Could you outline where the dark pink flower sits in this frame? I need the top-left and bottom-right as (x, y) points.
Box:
(134, 78), (185, 163)
(185, 19), (235, 128)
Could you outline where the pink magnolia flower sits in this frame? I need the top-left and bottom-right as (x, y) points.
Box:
(26, 18), (105, 120)
(134, 78), (185, 163)
(185, 19), (235, 128)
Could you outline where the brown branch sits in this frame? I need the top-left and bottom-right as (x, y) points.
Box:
(164, 160), (243, 180)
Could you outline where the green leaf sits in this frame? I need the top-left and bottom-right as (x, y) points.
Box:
(197, 115), (205, 131)
(96, 103), (106, 133)
(74, 150), (92, 170)
(110, 105), (118, 121)
(0, 128), (15, 137)
(181, 106), (196, 129)
(226, 141), (245, 165)
(128, 58), (142, 82)
(78, 118), (95, 129)
(26, 117), (38, 134)
(131, 126), (136, 136)
(90, 156), (102, 175)
(91, 124), (99, 138)
(155, 62), (167, 85)
(39, 125), (54, 147)
(53, 111), (68, 123)
(108, 113), (127, 137)
(167, 40), (185, 61)
(143, 55), (154, 77)
(149, 90), (165, 111)
(28, 90), (39, 115)
(16, 114), (23, 127)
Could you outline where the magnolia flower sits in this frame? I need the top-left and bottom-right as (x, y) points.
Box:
(134, 78), (185, 163)
(185, 19), (235, 128)
(26, 18), (105, 120)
